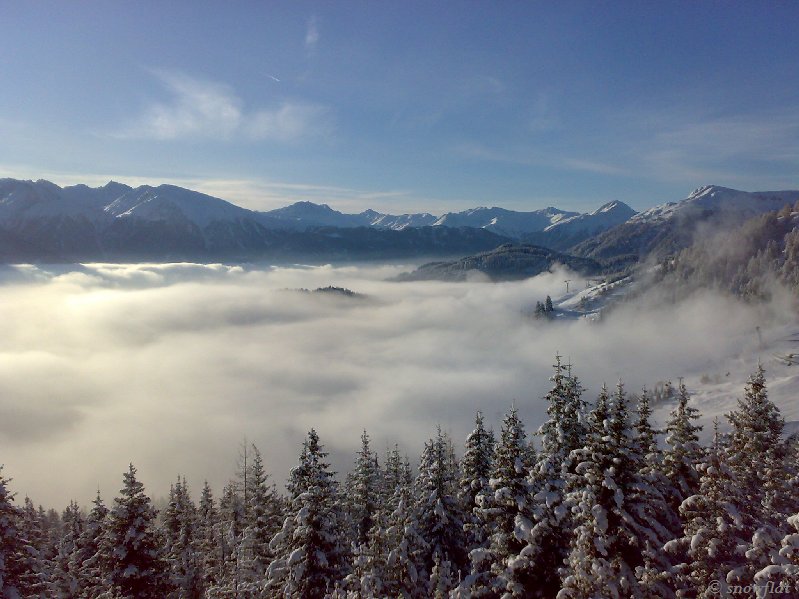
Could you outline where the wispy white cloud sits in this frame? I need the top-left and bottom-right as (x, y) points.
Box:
(607, 104), (799, 190)
(114, 70), (331, 142)
(453, 141), (630, 177)
(305, 15), (320, 54)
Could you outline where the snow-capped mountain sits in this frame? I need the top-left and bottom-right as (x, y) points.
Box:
(524, 200), (637, 251)
(103, 184), (263, 228)
(0, 179), (127, 222)
(360, 209), (437, 230)
(545, 200), (636, 234)
(433, 206), (578, 238)
(0, 179), (515, 261)
(1, 178), (794, 265)
(572, 185), (799, 265)
(630, 185), (799, 224)
(262, 202), (437, 230)
(264, 201), (367, 228)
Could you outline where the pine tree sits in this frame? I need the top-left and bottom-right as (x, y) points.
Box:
(413, 427), (467, 594)
(724, 365), (790, 589)
(162, 477), (203, 599)
(661, 381), (704, 513)
(100, 464), (171, 598)
(0, 465), (26, 599)
(725, 364), (787, 533)
(753, 512), (799, 596)
(239, 444), (282, 592)
(195, 481), (223, 593)
(559, 381), (665, 599)
(559, 384), (621, 598)
(50, 500), (84, 597)
(70, 489), (108, 599)
(380, 455), (427, 598)
(215, 481), (245, 595)
(631, 389), (680, 598)
(348, 430), (379, 549)
(266, 429), (347, 599)
(667, 422), (748, 599)
(458, 412), (495, 550)
(458, 406), (533, 597)
(16, 496), (50, 597)
(340, 431), (381, 596)
(520, 357), (588, 598)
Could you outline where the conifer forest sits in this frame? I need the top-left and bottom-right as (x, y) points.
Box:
(2, 360), (797, 598)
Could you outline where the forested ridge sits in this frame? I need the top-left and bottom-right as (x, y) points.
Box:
(2, 361), (798, 598)
(655, 202), (799, 302)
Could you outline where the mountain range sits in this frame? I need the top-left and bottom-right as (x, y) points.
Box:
(0, 178), (796, 266)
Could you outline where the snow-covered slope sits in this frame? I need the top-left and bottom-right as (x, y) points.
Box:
(361, 209), (437, 230)
(433, 206), (578, 238)
(631, 185), (799, 224)
(0, 179), (130, 222)
(265, 201), (367, 228)
(104, 184), (260, 227)
(572, 185), (799, 264)
(264, 202), (437, 230)
(545, 200), (636, 234)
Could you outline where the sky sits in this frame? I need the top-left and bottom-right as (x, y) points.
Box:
(1, 262), (794, 508)
(1, 2), (798, 214)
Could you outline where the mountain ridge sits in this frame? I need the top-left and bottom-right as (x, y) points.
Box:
(0, 178), (795, 265)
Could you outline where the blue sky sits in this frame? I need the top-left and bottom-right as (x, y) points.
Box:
(1, 1), (797, 214)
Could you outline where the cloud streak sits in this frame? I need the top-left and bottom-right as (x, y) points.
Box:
(0, 262), (792, 509)
(305, 16), (320, 54)
(115, 70), (331, 142)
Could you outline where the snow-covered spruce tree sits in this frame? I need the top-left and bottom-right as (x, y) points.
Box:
(266, 429), (347, 599)
(0, 465), (27, 599)
(238, 444), (283, 594)
(519, 357), (588, 598)
(457, 406), (533, 598)
(380, 454), (427, 598)
(724, 365), (791, 589)
(341, 430), (381, 595)
(195, 481), (224, 595)
(559, 381), (669, 599)
(49, 500), (84, 597)
(214, 481), (245, 596)
(69, 489), (109, 599)
(558, 384), (620, 599)
(458, 411), (495, 551)
(99, 463), (171, 598)
(631, 388), (681, 598)
(162, 477), (203, 599)
(666, 421), (749, 599)
(726, 365), (788, 532)
(413, 427), (467, 596)
(753, 511), (799, 596)
(347, 430), (380, 549)
(356, 445), (404, 596)
(16, 496), (50, 597)
(661, 381), (704, 514)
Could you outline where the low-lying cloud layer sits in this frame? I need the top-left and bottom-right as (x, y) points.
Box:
(0, 262), (788, 508)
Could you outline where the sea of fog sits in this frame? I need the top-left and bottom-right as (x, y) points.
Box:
(0, 261), (790, 508)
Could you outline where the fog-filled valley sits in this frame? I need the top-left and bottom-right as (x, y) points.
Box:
(2, 260), (794, 509)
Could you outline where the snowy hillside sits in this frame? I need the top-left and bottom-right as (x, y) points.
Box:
(362, 209), (437, 230)
(572, 185), (799, 264)
(631, 185), (799, 224)
(104, 184), (260, 228)
(544, 200), (635, 234)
